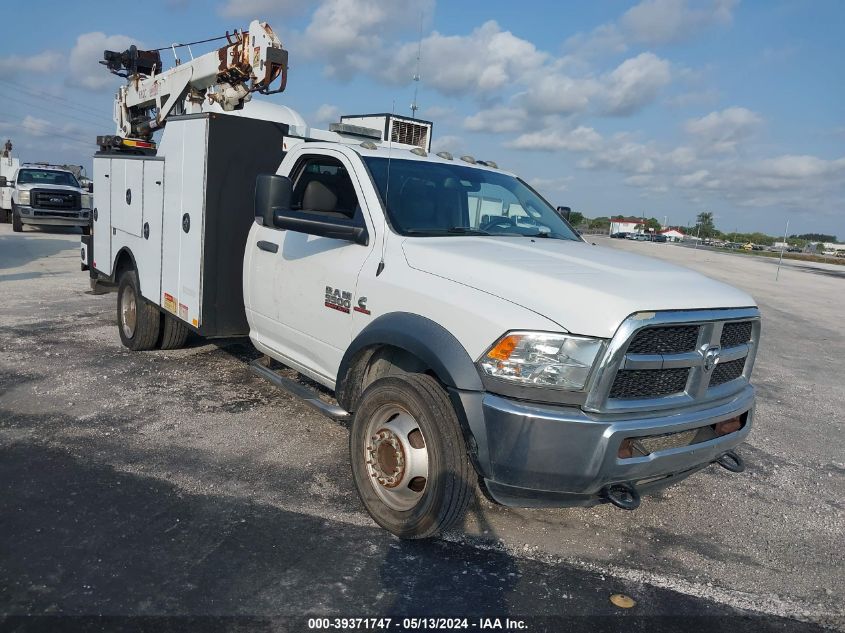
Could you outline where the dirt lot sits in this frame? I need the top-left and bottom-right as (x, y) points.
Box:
(0, 225), (842, 630)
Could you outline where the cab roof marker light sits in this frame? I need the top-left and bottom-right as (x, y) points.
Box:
(410, 147), (427, 157)
(436, 151), (453, 160)
(482, 160), (498, 169)
(460, 155), (476, 164)
(359, 141), (378, 150)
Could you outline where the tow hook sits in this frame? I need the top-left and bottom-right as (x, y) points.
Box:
(716, 450), (745, 473)
(603, 483), (641, 510)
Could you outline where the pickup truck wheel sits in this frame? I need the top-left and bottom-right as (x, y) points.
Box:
(159, 314), (189, 350)
(117, 270), (160, 351)
(11, 205), (22, 232)
(350, 374), (473, 539)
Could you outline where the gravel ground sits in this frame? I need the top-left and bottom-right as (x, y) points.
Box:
(0, 225), (842, 630)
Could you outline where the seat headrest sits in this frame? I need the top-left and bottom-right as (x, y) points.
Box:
(302, 179), (337, 213)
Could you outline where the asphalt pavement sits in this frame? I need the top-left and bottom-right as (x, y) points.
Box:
(0, 224), (842, 632)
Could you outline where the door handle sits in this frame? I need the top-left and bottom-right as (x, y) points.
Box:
(257, 240), (279, 253)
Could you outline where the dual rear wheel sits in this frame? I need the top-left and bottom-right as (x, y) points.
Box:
(116, 269), (189, 351)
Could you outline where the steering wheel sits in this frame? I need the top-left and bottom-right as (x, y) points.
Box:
(480, 217), (515, 231)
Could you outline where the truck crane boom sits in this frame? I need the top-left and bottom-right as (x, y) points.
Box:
(99, 19), (287, 150)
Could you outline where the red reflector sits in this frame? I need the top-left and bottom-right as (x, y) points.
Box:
(715, 416), (742, 436)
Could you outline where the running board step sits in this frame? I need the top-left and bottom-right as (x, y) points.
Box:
(249, 359), (351, 421)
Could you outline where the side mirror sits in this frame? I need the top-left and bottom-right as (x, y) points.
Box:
(87, 182), (94, 193)
(255, 173), (293, 227)
(273, 209), (369, 246)
(557, 205), (572, 221)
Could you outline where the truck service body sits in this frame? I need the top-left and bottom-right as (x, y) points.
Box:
(83, 20), (760, 537)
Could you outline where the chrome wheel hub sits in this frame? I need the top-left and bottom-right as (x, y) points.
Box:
(120, 285), (137, 339)
(364, 405), (429, 511)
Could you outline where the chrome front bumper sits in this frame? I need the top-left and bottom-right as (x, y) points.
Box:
(18, 206), (90, 226)
(472, 384), (754, 507)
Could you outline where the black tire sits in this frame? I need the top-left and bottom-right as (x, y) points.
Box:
(12, 205), (22, 232)
(350, 374), (474, 539)
(116, 270), (160, 351)
(159, 313), (189, 350)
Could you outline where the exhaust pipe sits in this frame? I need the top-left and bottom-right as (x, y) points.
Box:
(716, 450), (745, 473)
(603, 483), (641, 510)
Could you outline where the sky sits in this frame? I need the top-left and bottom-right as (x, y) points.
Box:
(1, 0), (843, 237)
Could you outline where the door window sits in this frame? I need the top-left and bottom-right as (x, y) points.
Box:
(291, 155), (362, 223)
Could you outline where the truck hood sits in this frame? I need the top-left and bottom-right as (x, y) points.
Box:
(16, 183), (83, 193)
(401, 237), (755, 339)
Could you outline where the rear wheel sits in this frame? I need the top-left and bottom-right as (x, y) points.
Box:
(350, 374), (473, 539)
(116, 270), (160, 351)
(159, 313), (189, 350)
(11, 205), (22, 232)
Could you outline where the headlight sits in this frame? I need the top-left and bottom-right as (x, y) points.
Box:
(81, 193), (92, 208)
(479, 331), (604, 391)
(18, 190), (30, 205)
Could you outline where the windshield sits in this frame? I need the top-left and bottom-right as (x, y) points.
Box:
(363, 157), (580, 240)
(17, 169), (79, 188)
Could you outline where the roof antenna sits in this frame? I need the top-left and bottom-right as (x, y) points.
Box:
(376, 99), (396, 277)
(410, 12), (423, 119)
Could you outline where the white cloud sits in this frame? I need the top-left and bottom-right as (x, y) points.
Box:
(313, 104), (341, 124)
(516, 73), (600, 116)
(753, 155), (845, 180)
(69, 32), (139, 91)
(384, 21), (546, 96)
(21, 115), (51, 137)
(430, 135), (464, 154)
(506, 126), (603, 152)
(620, 0), (737, 45)
(463, 107), (529, 134)
(568, 0), (738, 56)
(0, 50), (63, 77)
(602, 53), (672, 115)
(299, 0), (434, 78)
(528, 176), (572, 193)
(684, 106), (762, 153)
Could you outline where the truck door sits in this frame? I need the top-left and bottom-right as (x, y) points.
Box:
(247, 150), (375, 385)
(92, 157), (111, 274)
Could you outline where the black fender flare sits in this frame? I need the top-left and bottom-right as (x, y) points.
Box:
(336, 312), (484, 398)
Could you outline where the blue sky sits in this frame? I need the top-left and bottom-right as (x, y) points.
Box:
(2, 0), (843, 237)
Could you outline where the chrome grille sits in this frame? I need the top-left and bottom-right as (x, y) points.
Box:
(710, 358), (746, 386)
(585, 308), (761, 413)
(720, 321), (753, 348)
(609, 368), (689, 399)
(32, 189), (80, 210)
(627, 325), (699, 354)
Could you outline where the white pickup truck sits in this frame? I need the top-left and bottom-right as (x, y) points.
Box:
(83, 104), (759, 539)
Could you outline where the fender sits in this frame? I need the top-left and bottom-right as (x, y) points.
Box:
(336, 312), (484, 396)
(111, 247), (140, 290)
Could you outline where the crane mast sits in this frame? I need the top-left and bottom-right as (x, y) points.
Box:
(98, 20), (288, 151)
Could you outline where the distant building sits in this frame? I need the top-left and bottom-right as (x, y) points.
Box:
(609, 217), (642, 234)
(659, 228), (685, 242)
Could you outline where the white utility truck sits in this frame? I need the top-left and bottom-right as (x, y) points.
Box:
(83, 20), (760, 538)
(0, 140), (21, 223)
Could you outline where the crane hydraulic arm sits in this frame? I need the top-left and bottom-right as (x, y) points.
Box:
(99, 19), (287, 149)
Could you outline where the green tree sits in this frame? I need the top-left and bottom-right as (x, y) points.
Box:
(589, 216), (610, 230)
(568, 211), (585, 226)
(694, 211), (717, 239)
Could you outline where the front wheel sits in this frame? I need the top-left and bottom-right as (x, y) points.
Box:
(11, 205), (22, 232)
(350, 374), (474, 539)
(116, 270), (161, 351)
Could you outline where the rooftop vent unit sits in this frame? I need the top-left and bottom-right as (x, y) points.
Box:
(339, 114), (432, 152)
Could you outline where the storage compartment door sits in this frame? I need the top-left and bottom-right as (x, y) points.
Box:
(111, 159), (144, 237)
(92, 157), (112, 274)
(139, 160), (165, 302)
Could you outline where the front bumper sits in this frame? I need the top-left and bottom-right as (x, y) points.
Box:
(18, 206), (90, 226)
(459, 384), (754, 508)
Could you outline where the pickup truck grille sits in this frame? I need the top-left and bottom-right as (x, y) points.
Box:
(627, 325), (699, 354)
(609, 368), (690, 399)
(586, 309), (761, 412)
(31, 189), (80, 211)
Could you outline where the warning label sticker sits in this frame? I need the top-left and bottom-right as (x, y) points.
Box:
(163, 293), (177, 314)
(179, 303), (189, 321)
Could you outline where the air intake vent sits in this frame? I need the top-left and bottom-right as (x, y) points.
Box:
(390, 119), (429, 149)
